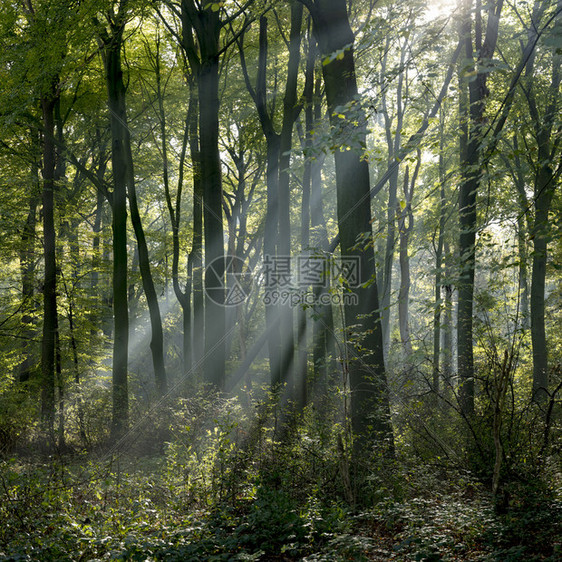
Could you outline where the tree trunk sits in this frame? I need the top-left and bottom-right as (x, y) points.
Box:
(108, 32), (167, 397)
(102, 12), (168, 398)
(91, 138), (108, 339)
(524, 1), (561, 403)
(308, 56), (335, 398)
(442, 247), (454, 387)
(198, 66), (226, 388)
(158, 34), (193, 379)
(264, 133), (283, 388)
(40, 92), (58, 443)
(189, 88), (204, 373)
(433, 112), (448, 394)
(126, 145), (168, 396)
(62, 271), (87, 445)
(306, 0), (393, 459)
(239, 12), (301, 392)
(178, 1), (226, 389)
(199, 27), (226, 390)
(128, 246), (140, 318)
(278, 2), (304, 402)
(398, 155), (418, 362)
(298, 30), (315, 408)
(103, 22), (129, 438)
(457, 0), (503, 416)
(457, 5), (477, 417)
(380, 38), (407, 359)
(531, 165), (555, 402)
(224, 139), (256, 372)
(177, 101), (194, 377)
(510, 135), (530, 328)
(55, 317), (63, 449)
(19, 171), (39, 383)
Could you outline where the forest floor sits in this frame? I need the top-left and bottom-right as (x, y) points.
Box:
(0, 450), (560, 561)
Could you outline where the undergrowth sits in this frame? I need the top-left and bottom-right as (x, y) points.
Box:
(0, 392), (560, 561)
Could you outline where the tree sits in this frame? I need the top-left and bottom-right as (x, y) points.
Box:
(303, 29), (336, 402)
(238, 3), (303, 397)
(457, 0), (504, 416)
(17, 0), (70, 443)
(432, 108), (449, 395)
(99, 4), (170, 440)
(150, 33), (194, 376)
(178, 0), (234, 389)
(520, 0), (562, 403)
(398, 152), (419, 361)
(378, 8), (412, 359)
(97, 2), (131, 436)
(299, 0), (393, 462)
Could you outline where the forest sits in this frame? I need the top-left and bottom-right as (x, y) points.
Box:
(0, 0), (561, 559)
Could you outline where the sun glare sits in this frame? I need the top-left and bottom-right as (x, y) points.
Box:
(423, 0), (459, 23)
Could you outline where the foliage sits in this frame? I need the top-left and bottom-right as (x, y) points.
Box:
(0, 391), (560, 561)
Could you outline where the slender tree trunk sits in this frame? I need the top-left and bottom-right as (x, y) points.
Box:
(524, 1), (562, 402)
(189, 89), (204, 372)
(516, 208), (530, 329)
(40, 92), (58, 443)
(55, 317), (64, 449)
(531, 166), (555, 402)
(278, 2), (303, 402)
(101, 209), (113, 339)
(103, 13), (168, 398)
(398, 230), (412, 358)
(157, 34), (193, 379)
(432, 227), (444, 393)
(178, 1), (228, 389)
(62, 272), (87, 445)
(308, 58), (335, 397)
(179, 2), (222, 382)
(457, 6), (477, 416)
(126, 145), (168, 396)
(224, 143), (254, 370)
(128, 246), (140, 317)
(19, 172), (39, 383)
(264, 133), (283, 387)
(380, 39), (407, 359)
(103, 22), (129, 438)
(184, 8), (225, 389)
(510, 135), (530, 328)
(239, 14), (294, 391)
(60, 215), (85, 444)
(91, 139), (108, 338)
(298, 28), (315, 409)
(433, 112), (447, 393)
(442, 247), (454, 386)
(310, 167), (336, 402)
(114, 38), (167, 397)
(175, 106), (193, 376)
(398, 156), (418, 361)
